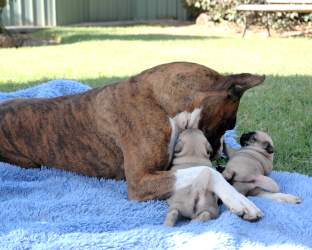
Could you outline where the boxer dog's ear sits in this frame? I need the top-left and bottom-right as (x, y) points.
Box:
(226, 74), (265, 100)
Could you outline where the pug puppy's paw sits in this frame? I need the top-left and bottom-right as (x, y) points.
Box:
(164, 208), (179, 227)
(194, 211), (212, 222)
(274, 193), (302, 204)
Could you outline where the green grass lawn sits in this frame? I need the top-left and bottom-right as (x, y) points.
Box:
(0, 25), (311, 175)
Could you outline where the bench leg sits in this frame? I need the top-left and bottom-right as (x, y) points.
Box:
(265, 13), (271, 37)
(242, 14), (249, 37)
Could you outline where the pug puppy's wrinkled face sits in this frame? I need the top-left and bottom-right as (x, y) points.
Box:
(240, 131), (274, 155)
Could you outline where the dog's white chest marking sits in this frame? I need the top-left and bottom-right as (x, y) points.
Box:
(174, 166), (209, 190)
(167, 117), (178, 169)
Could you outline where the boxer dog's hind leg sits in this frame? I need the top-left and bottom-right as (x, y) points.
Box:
(0, 152), (40, 168)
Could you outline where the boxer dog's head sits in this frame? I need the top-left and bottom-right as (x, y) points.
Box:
(198, 73), (265, 158)
(149, 62), (265, 158)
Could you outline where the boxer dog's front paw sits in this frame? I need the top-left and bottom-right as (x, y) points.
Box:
(224, 192), (263, 221)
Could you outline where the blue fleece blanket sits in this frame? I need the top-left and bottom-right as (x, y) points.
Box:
(0, 80), (311, 250)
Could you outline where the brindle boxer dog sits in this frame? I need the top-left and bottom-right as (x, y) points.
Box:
(0, 62), (265, 220)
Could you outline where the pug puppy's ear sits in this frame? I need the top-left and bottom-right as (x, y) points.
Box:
(172, 111), (190, 132)
(206, 142), (213, 155)
(212, 135), (223, 160)
(188, 108), (202, 129)
(240, 131), (257, 146)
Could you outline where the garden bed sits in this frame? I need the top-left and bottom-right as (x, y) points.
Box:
(0, 33), (60, 48)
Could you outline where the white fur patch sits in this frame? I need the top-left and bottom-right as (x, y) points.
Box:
(174, 166), (209, 190)
(167, 117), (179, 169)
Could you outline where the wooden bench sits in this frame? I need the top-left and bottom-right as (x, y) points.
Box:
(236, 0), (312, 36)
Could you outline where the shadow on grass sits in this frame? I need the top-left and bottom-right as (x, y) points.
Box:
(0, 76), (127, 92)
(73, 20), (194, 28)
(0, 80), (51, 92)
(58, 33), (220, 44)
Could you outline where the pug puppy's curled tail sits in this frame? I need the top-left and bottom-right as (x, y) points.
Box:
(222, 139), (238, 159)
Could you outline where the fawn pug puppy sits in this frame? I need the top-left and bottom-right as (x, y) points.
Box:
(164, 110), (219, 227)
(222, 131), (301, 204)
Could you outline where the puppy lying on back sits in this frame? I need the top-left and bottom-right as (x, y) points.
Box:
(164, 110), (219, 227)
(222, 131), (301, 204)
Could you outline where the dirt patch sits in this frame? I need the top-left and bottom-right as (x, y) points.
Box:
(0, 33), (60, 48)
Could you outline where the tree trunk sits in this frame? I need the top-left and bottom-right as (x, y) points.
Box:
(0, 3), (18, 48)
(0, 7), (12, 36)
(0, 0), (7, 34)
(0, 0), (7, 8)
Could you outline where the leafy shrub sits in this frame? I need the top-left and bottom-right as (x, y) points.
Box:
(0, 0), (7, 8)
(183, 0), (312, 29)
(183, 0), (245, 21)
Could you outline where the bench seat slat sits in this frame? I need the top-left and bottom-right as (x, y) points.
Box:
(236, 4), (312, 12)
(266, 0), (312, 4)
